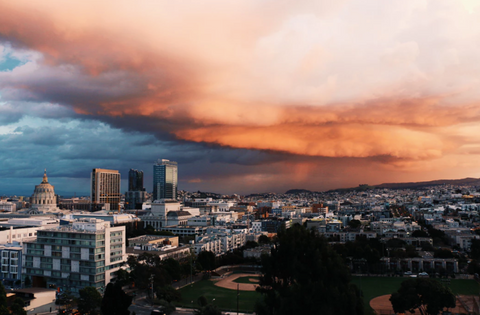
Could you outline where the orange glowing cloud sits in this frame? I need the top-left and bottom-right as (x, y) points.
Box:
(174, 123), (452, 159)
(2, 0), (480, 177)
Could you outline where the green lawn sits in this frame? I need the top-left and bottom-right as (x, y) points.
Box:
(177, 280), (261, 312)
(233, 276), (260, 284)
(352, 276), (480, 315)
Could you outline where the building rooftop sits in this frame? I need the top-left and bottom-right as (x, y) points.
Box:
(13, 288), (56, 294)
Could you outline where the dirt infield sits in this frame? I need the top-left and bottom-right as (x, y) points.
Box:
(369, 294), (471, 315)
(213, 273), (260, 291)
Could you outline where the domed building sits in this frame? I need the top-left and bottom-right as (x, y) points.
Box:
(30, 169), (58, 212)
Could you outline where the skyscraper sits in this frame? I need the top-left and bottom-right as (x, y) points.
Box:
(153, 159), (178, 201)
(125, 169), (147, 210)
(90, 168), (121, 211)
(128, 169), (144, 191)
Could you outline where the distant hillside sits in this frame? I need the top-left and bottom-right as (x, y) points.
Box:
(327, 177), (480, 193)
(375, 177), (480, 190)
(285, 189), (313, 194)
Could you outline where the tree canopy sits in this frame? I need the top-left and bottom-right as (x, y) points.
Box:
(0, 283), (27, 315)
(197, 251), (216, 272)
(10, 298), (26, 315)
(255, 224), (364, 315)
(470, 239), (480, 259)
(194, 296), (222, 315)
(78, 286), (102, 315)
(411, 230), (429, 238)
(100, 282), (132, 315)
(390, 278), (456, 315)
(348, 219), (362, 229)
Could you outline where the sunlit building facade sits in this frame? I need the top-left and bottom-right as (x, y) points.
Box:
(90, 169), (121, 211)
(153, 159), (178, 201)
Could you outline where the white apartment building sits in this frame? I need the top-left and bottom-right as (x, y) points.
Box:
(23, 219), (127, 292)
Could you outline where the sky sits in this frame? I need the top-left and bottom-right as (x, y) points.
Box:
(1, 0), (480, 196)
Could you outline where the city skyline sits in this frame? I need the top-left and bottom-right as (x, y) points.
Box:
(2, 1), (480, 195)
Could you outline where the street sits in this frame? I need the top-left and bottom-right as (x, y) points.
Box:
(129, 297), (195, 315)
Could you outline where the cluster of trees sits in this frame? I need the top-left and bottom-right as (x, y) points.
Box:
(0, 283), (26, 315)
(390, 278), (456, 315)
(330, 236), (423, 274)
(252, 224), (458, 315)
(101, 283), (132, 315)
(125, 253), (189, 289)
(118, 253), (186, 314)
(194, 296), (222, 315)
(255, 224), (364, 315)
(57, 284), (130, 315)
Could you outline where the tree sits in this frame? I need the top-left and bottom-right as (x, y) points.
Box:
(0, 283), (6, 308)
(24, 276), (31, 288)
(386, 238), (407, 249)
(197, 251), (216, 272)
(434, 248), (454, 259)
(194, 304), (222, 315)
(255, 224), (364, 315)
(258, 235), (270, 244)
(157, 299), (176, 315)
(390, 278), (456, 315)
(470, 239), (480, 259)
(348, 219), (362, 229)
(155, 285), (181, 303)
(128, 254), (172, 290)
(101, 283), (132, 315)
(412, 230), (429, 238)
(0, 284), (11, 315)
(78, 286), (102, 315)
(162, 258), (182, 281)
(10, 298), (27, 315)
(57, 289), (75, 314)
(113, 269), (131, 287)
(194, 296), (221, 315)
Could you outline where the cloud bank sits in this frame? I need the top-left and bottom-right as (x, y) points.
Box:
(1, 0), (480, 193)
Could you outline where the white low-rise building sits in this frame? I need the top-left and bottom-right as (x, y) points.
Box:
(194, 230), (247, 255)
(0, 200), (16, 212)
(13, 288), (57, 315)
(187, 216), (212, 226)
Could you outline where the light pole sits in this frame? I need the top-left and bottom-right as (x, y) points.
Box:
(150, 274), (154, 307)
(237, 283), (240, 315)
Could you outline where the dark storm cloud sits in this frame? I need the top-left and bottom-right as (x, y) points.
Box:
(2, 0), (480, 195)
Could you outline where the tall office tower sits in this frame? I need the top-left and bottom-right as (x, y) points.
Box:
(153, 159), (178, 201)
(125, 169), (147, 210)
(128, 169), (144, 192)
(91, 168), (121, 211)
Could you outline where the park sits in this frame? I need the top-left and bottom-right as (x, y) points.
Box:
(176, 273), (480, 314)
